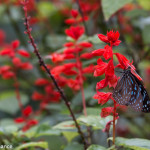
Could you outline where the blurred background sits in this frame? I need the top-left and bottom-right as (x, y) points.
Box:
(0, 0), (150, 150)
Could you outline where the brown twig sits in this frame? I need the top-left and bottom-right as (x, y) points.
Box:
(21, 1), (87, 149)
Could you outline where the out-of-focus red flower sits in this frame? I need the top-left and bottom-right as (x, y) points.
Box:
(0, 30), (5, 45)
(80, 53), (93, 59)
(83, 64), (94, 74)
(35, 78), (49, 86)
(78, 42), (92, 48)
(71, 9), (78, 18)
(94, 58), (107, 77)
(18, 49), (30, 58)
(101, 107), (114, 118)
(32, 91), (44, 101)
(12, 40), (20, 49)
(65, 26), (84, 40)
(14, 117), (25, 123)
(98, 30), (121, 46)
(102, 120), (112, 133)
(23, 106), (32, 117)
(93, 92), (112, 105)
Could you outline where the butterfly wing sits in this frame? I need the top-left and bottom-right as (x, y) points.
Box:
(113, 72), (132, 105)
(128, 72), (150, 112)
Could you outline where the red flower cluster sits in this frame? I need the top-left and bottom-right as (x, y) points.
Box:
(15, 105), (38, 132)
(32, 78), (60, 110)
(65, 9), (88, 25)
(93, 30), (135, 118)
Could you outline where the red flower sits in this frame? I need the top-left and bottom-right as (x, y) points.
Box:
(35, 78), (49, 86)
(94, 58), (107, 77)
(65, 26), (84, 40)
(18, 49), (30, 57)
(98, 30), (121, 46)
(12, 40), (20, 49)
(14, 117), (25, 123)
(23, 106), (32, 117)
(105, 59), (114, 76)
(101, 107), (114, 118)
(32, 91), (44, 101)
(93, 92), (112, 105)
(96, 78), (108, 90)
(71, 9), (78, 18)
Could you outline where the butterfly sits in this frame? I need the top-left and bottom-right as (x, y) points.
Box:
(113, 67), (150, 112)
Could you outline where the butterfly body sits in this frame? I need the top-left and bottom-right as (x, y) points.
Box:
(113, 67), (150, 112)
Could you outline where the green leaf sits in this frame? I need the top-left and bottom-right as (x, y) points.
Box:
(0, 92), (28, 115)
(77, 115), (113, 130)
(64, 142), (84, 150)
(87, 145), (107, 150)
(37, 2), (56, 17)
(62, 131), (79, 142)
(15, 142), (48, 150)
(53, 121), (76, 130)
(137, 0), (150, 10)
(116, 137), (150, 150)
(102, 0), (133, 20)
(142, 25), (150, 44)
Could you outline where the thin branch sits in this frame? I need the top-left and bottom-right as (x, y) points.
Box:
(76, 0), (89, 35)
(21, 1), (87, 149)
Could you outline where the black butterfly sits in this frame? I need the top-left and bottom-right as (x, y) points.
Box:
(113, 67), (150, 112)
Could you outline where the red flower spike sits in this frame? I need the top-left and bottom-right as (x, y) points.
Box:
(65, 26), (84, 40)
(12, 40), (20, 49)
(18, 49), (30, 57)
(101, 107), (114, 118)
(23, 106), (32, 117)
(105, 59), (114, 76)
(93, 92), (112, 105)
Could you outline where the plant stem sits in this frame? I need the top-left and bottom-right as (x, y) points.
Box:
(75, 51), (87, 116)
(22, 2), (87, 149)
(113, 101), (116, 145)
(76, 0), (89, 35)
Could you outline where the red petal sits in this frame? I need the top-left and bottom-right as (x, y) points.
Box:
(80, 53), (93, 59)
(96, 78), (108, 90)
(78, 42), (92, 48)
(14, 117), (25, 123)
(101, 107), (114, 118)
(97, 34), (109, 43)
(35, 78), (49, 86)
(18, 49), (30, 57)
(23, 106), (32, 117)
(103, 45), (113, 60)
(12, 40), (20, 49)
(71, 9), (78, 18)
(105, 59), (114, 76)
(92, 49), (105, 56)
